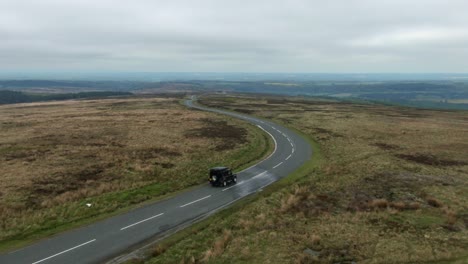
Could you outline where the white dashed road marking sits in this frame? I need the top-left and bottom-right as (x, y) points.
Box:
(222, 181), (244, 191)
(32, 239), (96, 264)
(273, 162), (283, 169)
(180, 195), (212, 208)
(120, 213), (164, 230)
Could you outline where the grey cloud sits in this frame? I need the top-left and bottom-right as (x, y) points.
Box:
(1, 0), (467, 72)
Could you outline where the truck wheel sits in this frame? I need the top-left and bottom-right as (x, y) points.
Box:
(223, 181), (227, 187)
(233, 176), (237, 183)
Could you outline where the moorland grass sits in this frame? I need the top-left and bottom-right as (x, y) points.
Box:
(143, 95), (467, 263)
(0, 97), (272, 252)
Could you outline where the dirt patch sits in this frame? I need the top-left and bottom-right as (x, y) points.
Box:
(130, 147), (181, 160)
(22, 164), (112, 207)
(32, 130), (124, 148)
(280, 187), (338, 217)
(460, 213), (468, 227)
(185, 118), (248, 150)
(233, 108), (255, 114)
(266, 99), (288, 105)
(154, 162), (175, 169)
(107, 101), (133, 107)
(346, 172), (455, 212)
(370, 108), (430, 118)
(312, 127), (343, 137)
(373, 142), (400, 150)
(307, 127), (344, 142)
(395, 153), (467, 166)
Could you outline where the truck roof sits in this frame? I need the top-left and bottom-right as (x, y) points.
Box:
(210, 166), (229, 171)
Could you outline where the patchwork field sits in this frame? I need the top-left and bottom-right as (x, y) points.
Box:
(0, 96), (271, 250)
(144, 95), (468, 263)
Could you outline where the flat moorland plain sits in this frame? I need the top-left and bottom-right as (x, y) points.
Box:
(0, 97), (270, 250)
(147, 95), (468, 263)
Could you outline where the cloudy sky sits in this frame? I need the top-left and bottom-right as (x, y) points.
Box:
(1, 0), (467, 73)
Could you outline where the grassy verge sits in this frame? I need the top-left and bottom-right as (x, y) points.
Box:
(0, 97), (273, 252)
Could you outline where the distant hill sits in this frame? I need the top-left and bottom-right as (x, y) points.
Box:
(0, 90), (33, 104)
(1, 79), (467, 110)
(0, 90), (133, 105)
(0, 80), (153, 92)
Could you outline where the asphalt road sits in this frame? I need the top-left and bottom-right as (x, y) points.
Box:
(1, 97), (312, 264)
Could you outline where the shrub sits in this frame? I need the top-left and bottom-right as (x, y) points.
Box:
(427, 197), (442, 208)
(369, 199), (388, 209)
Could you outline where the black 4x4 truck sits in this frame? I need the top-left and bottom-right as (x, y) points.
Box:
(209, 167), (237, 187)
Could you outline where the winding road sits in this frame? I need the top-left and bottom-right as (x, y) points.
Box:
(0, 97), (312, 264)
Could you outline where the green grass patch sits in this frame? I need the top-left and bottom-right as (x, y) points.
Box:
(387, 210), (445, 230)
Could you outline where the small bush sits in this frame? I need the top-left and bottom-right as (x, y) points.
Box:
(444, 208), (458, 226)
(280, 193), (301, 212)
(388, 201), (421, 211)
(389, 201), (406, 210)
(407, 202), (421, 210)
(310, 234), (321, 245)
(369, 199), (388, 209)
(427, 197), (442, 208)
(151, 244), (167, 257)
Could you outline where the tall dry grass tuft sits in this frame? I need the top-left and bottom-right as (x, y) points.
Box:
(426, 197), (443, 208)
(279, 185), (312, 213)
(407, 202), (421, 210)
(443, 208), (458, 226)
(201, 249), (214, 263)
(388, 201), (420, 211)
(201, 229), (232, 262)
(310, 234), (321, 246)
(237, 219), (253, 231)
(179, 255), (196, 264)
(255, 212), (266, 222)
(389, 201), (406, 210)
(151, 244), (167, 257)
(369, 198), (388, 209)
(213, 230), (232, 256)
(280, 193), (301, 212)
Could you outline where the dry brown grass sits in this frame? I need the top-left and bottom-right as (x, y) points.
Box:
(201, 230), (232, 262)
(151, 244), (167, 257)
(0, 97), (269, 247)
(146, 95), (468, 264)
(427, 197), (443, 208)
(369, 198), (389, 209)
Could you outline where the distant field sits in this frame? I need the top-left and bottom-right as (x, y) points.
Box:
(145, 95), (468, 263)
(2, 79), (468, 110)
(0, 90), (132, 104)
(449, 99), (468, 104)
(263, 82), (300, 87)
(0, 97), (271, 250)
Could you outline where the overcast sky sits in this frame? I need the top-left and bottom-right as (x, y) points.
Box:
(1, 0), (467, 73)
